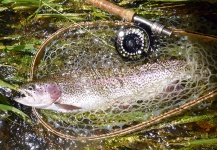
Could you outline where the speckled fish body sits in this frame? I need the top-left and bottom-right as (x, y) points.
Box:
(15, 60), (187, 112)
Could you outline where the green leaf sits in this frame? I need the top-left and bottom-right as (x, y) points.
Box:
(1, 0), (40, 4)
(3, 47), (7, 53)
(189, 138), (217, 145)
(0, 104), (31, 122)
(0, 6), (8, 12)
(0, 79), (18, 91)
(0, 94), (11, 105)
(0, 44), (36, 53)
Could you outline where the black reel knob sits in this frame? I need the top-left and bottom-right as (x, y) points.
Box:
(115, 26), (150, 61)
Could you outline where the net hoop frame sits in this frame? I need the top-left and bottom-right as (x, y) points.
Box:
(30, 21), (217, 141)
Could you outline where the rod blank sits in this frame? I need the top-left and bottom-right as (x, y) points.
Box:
(86, 0), (135, 22)
(86, 0), (172, 37)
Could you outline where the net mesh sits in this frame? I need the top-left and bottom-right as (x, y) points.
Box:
(32, 18), (217, 138)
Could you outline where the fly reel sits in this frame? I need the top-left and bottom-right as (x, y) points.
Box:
(115, 26), (151, 60)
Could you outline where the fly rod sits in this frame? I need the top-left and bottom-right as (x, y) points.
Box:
(86, 0), (173, 37)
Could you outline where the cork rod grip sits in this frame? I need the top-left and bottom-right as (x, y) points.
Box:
(86, 0), (135, 22)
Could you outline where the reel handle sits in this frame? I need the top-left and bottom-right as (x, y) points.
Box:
(86, 0), (135, 22)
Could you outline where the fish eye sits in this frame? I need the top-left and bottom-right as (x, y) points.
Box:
(28, 84), (35, 90)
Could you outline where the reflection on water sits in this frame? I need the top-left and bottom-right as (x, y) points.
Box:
(0, 1), (217, 149)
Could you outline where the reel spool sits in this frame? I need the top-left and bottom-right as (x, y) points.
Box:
(115, 26), (150, 60)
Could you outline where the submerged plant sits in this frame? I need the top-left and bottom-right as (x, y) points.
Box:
(0, 80), (30, 122)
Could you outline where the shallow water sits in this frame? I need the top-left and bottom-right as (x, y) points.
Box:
(0, 1), (217, 149)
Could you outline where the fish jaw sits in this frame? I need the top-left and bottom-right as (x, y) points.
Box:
(15, 82), (83, 112)
(14, 88), (54, 108)
(15, 83), (62, 109)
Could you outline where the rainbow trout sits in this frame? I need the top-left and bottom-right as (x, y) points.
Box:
(15, 60), (187, 112)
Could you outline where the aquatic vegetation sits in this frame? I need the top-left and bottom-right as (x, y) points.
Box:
(0, 103), (30, 122)
(0, 79), (18, 91)
(0, 80), (30, 121)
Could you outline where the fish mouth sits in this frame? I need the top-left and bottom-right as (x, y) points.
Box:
(14, 89), (54, 108)
(15, 89), (32, 100)
(14, 89), (34, 103)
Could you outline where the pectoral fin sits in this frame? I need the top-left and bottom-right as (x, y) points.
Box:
(44, 103), (81, 112)
(54, 103), (81, 111)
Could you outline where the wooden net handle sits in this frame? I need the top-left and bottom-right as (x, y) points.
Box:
(86, 0), (135, 22)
